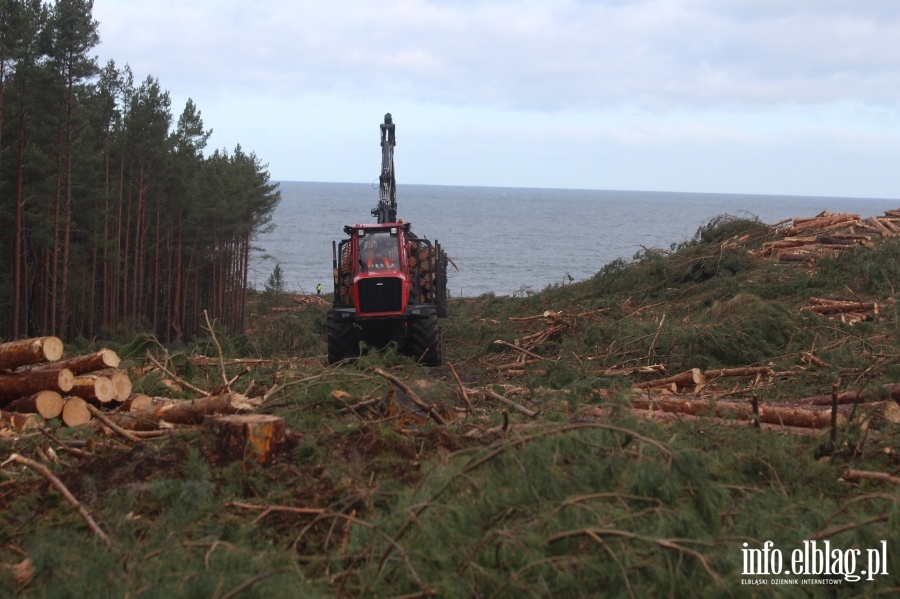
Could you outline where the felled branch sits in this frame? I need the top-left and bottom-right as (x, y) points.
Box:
(2, 453), (112, 547)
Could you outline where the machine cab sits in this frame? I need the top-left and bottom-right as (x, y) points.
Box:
(358, 228), (401, 273)
(333, 223), (411, 316)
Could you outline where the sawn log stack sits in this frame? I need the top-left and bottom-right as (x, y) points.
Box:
(0, 337), (142, 429)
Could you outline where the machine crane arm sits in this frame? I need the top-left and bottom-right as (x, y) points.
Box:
(373, 113), (398, 223)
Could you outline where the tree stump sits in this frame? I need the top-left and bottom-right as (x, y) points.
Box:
(204, 414), (285, 466)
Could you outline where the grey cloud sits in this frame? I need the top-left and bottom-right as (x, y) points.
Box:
(94, 1), (900, 111)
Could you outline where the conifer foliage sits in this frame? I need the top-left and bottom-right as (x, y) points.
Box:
(0, 0), (280, 342)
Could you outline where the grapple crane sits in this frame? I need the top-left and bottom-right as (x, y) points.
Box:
(373, 113), (397, 224)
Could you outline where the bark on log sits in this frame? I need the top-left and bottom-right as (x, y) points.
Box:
(599, 364), (667, 376)
(204, 414), (285, 465)
(843, 469), (900, 486)
(704, 366), (772, 379)
(61, 396), (92, 427)
(790, 384), (900, 407)
(633, 368), (705, 390)
(30, 348), (120, 375)
(0, 410), (43, 431)
(104, 392), (261, 431)
(4, 390), (64, 419)
(803, 298), (877, 314)
(0, 337), (63, 371)
(119, 393), (152, 412)
(69, 375), (116, 404)
(0, 368), (74, 399)
(629, 397), (899, 429)
(580, 405), (820, 435)
(630, 397), (840, 428)
(787, 213), (859, 235)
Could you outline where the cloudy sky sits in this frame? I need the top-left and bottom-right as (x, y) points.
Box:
(92, 0), (900, 198)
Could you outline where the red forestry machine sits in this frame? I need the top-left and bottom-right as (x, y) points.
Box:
(327, 114), (449, 366)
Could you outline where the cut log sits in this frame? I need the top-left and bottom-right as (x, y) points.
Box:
(630, 397), (840, 428)
(803, 298), (877, 315)
(104, 392), (261, 431)
(703, 366), (772, 379)
(789, 384), (900, 407)
(119, 393), (152, 412)
(204, 414), (286, 465)
(633, 368), (705, 390)
(61, 396), (92, 427)
(0, 410), (43, 431)
(4, 390), (64, 419)
(0, 368), (74, 399)
(599, 364), (667, 376)
(29, 348), (120, 375)
(786, 213), (859, 235)
(69, 375), (116, 404)
(0, 337), (64, 371)
(109, 371), (132, 401)
(629, 396), (899, 429)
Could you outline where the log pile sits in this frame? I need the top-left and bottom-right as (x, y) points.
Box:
(291, 294), (330, 307)
(622, 384), (900, 430)
(758, 209), (900, 264)
(0, 337), (139, 430)
(801, 296), (886, 325)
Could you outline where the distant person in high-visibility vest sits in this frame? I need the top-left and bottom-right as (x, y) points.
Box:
(316, 283), (322, 295)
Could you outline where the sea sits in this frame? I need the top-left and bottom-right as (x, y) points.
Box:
(248, 181), (900, 298)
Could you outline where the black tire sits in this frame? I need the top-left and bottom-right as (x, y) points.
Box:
(327, 311), (357, 364)
(407, 307), (445, 367)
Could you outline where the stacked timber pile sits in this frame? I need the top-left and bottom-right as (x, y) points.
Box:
(800, 296), (889, 325)
(0, 337), (147, 431)
(758, 209), (900, 264)
(291, 294), (330, 307)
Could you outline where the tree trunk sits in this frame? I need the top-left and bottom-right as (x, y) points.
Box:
(629, 397), (900, 429)
(119, 393), (152, 412)
(633, 368), (705, 391)
(69, 375), (116, 404)
(0, 368), (74, 398)
(0, 337), (64, 371)
(107, 371), (132, 402)
(61, 396), (92, 427)
(105, 392), (261, 431)
(789, 384), (900, 407)
(31, 348), (120, 375)
(4, 390), (64, 419)
(704, 366), (772, 379)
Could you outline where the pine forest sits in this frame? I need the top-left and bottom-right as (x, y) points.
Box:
(0, 0), (281, 343)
